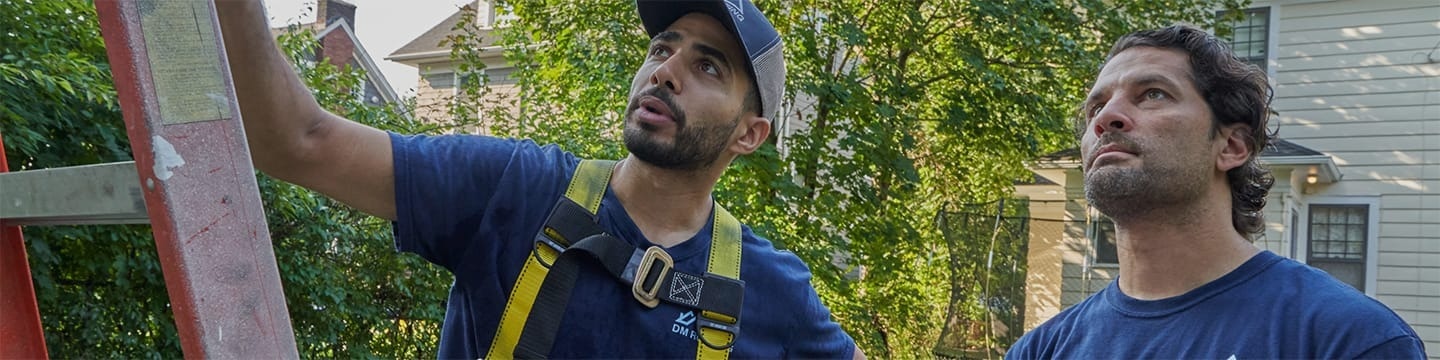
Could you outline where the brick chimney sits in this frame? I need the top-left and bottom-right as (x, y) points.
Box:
(313, 0), (359, 68)
(324, 0), (357, 28)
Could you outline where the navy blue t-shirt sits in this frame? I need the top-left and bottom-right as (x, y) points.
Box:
(1007, 250), (1427, 359)
(390, 133), (855, 359)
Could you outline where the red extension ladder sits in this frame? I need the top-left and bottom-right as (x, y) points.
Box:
(0, 1), (298, 357)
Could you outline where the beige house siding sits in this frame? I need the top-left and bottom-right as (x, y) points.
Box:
(407, 59), (521, 134)
(414, 63), (456, 125)
(1017, 169), (1119, 326)
(1022, 200), (1066, 330)
(1259, 0), (1440, 354)
(388, 1), (516, 133)
(1057, 176), (1115, 310)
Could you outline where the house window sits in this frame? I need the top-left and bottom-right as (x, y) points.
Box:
(1307, 204), (1368, 291)
(1091, 217), (1119, 265)
(423, 72), (455, 89)
(1218, 7), (1270, 73)
(486, 67), (516, 85)
(458, 67), (517, 87)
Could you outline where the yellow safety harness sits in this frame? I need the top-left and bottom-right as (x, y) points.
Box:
(486, 160), (744, 359)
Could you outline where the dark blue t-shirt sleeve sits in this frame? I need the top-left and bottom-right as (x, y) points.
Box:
(762, 246), (855, 358)
(1353, 335), (1427, 359)
(787, 280), (856, 359)
(1005, 330), (1043, 360)
(390, 132), (568, 272)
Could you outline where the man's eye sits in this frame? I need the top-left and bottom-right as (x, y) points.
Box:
(700, 62), (719, 75)
(1144, 89), (1168, 100)
(650, 46), (670, 57)
(1089, 103), (1105, 118)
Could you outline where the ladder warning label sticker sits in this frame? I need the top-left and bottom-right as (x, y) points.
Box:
(138, 0), (231, 125)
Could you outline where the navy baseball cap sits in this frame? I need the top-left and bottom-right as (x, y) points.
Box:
(636, 0), (787, 121)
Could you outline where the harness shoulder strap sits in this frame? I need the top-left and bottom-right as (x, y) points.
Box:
(698, 204), (741, 360)
(487, 160), (615, 359)
(491, 159), (743, 360)
(564, 160), (616, 213)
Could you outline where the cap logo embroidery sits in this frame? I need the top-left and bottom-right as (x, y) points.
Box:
(724, 0), (745, 22)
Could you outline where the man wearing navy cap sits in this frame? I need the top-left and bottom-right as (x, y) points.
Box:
(217, 0), (861, 358)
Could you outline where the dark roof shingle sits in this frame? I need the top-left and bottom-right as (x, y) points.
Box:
(1261, 138), (1324, 157)
(389, 2), (501, 57)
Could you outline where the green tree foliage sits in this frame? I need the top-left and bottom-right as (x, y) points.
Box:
(2, 1), (447, 357)
(269, 28), (450, 358)
(452, 0), (1244, 357)
(2, 0), (1249, 357)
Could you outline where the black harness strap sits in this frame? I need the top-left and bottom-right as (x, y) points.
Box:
(513, 197), (745, 358)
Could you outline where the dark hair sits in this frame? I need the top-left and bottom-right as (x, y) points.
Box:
(1104, 24), (1276, 238)
(743, 85), (761, 118)
(741, 65), (762, 117)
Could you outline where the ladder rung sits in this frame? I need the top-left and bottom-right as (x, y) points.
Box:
(0, 161), (149, 226)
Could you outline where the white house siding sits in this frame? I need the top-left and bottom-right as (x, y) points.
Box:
(1021, 196), (1067, 330)
(1018, 169), (1119, 330)
(1056, 176), (1116, 310)
(1261, 0), (1440, 354)
(1258, 167), (1297, 254)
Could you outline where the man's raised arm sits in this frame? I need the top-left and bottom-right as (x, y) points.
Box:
(216, 0), (397, 220)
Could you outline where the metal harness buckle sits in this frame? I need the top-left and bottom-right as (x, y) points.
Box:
(631, 246), (672, 308)
(531, 228), (567, 268)
(697, 313), (740, 350)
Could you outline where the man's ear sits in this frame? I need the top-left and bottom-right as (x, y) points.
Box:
(1217, 124), (1251, 172)
(731, 114), (771, 155)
